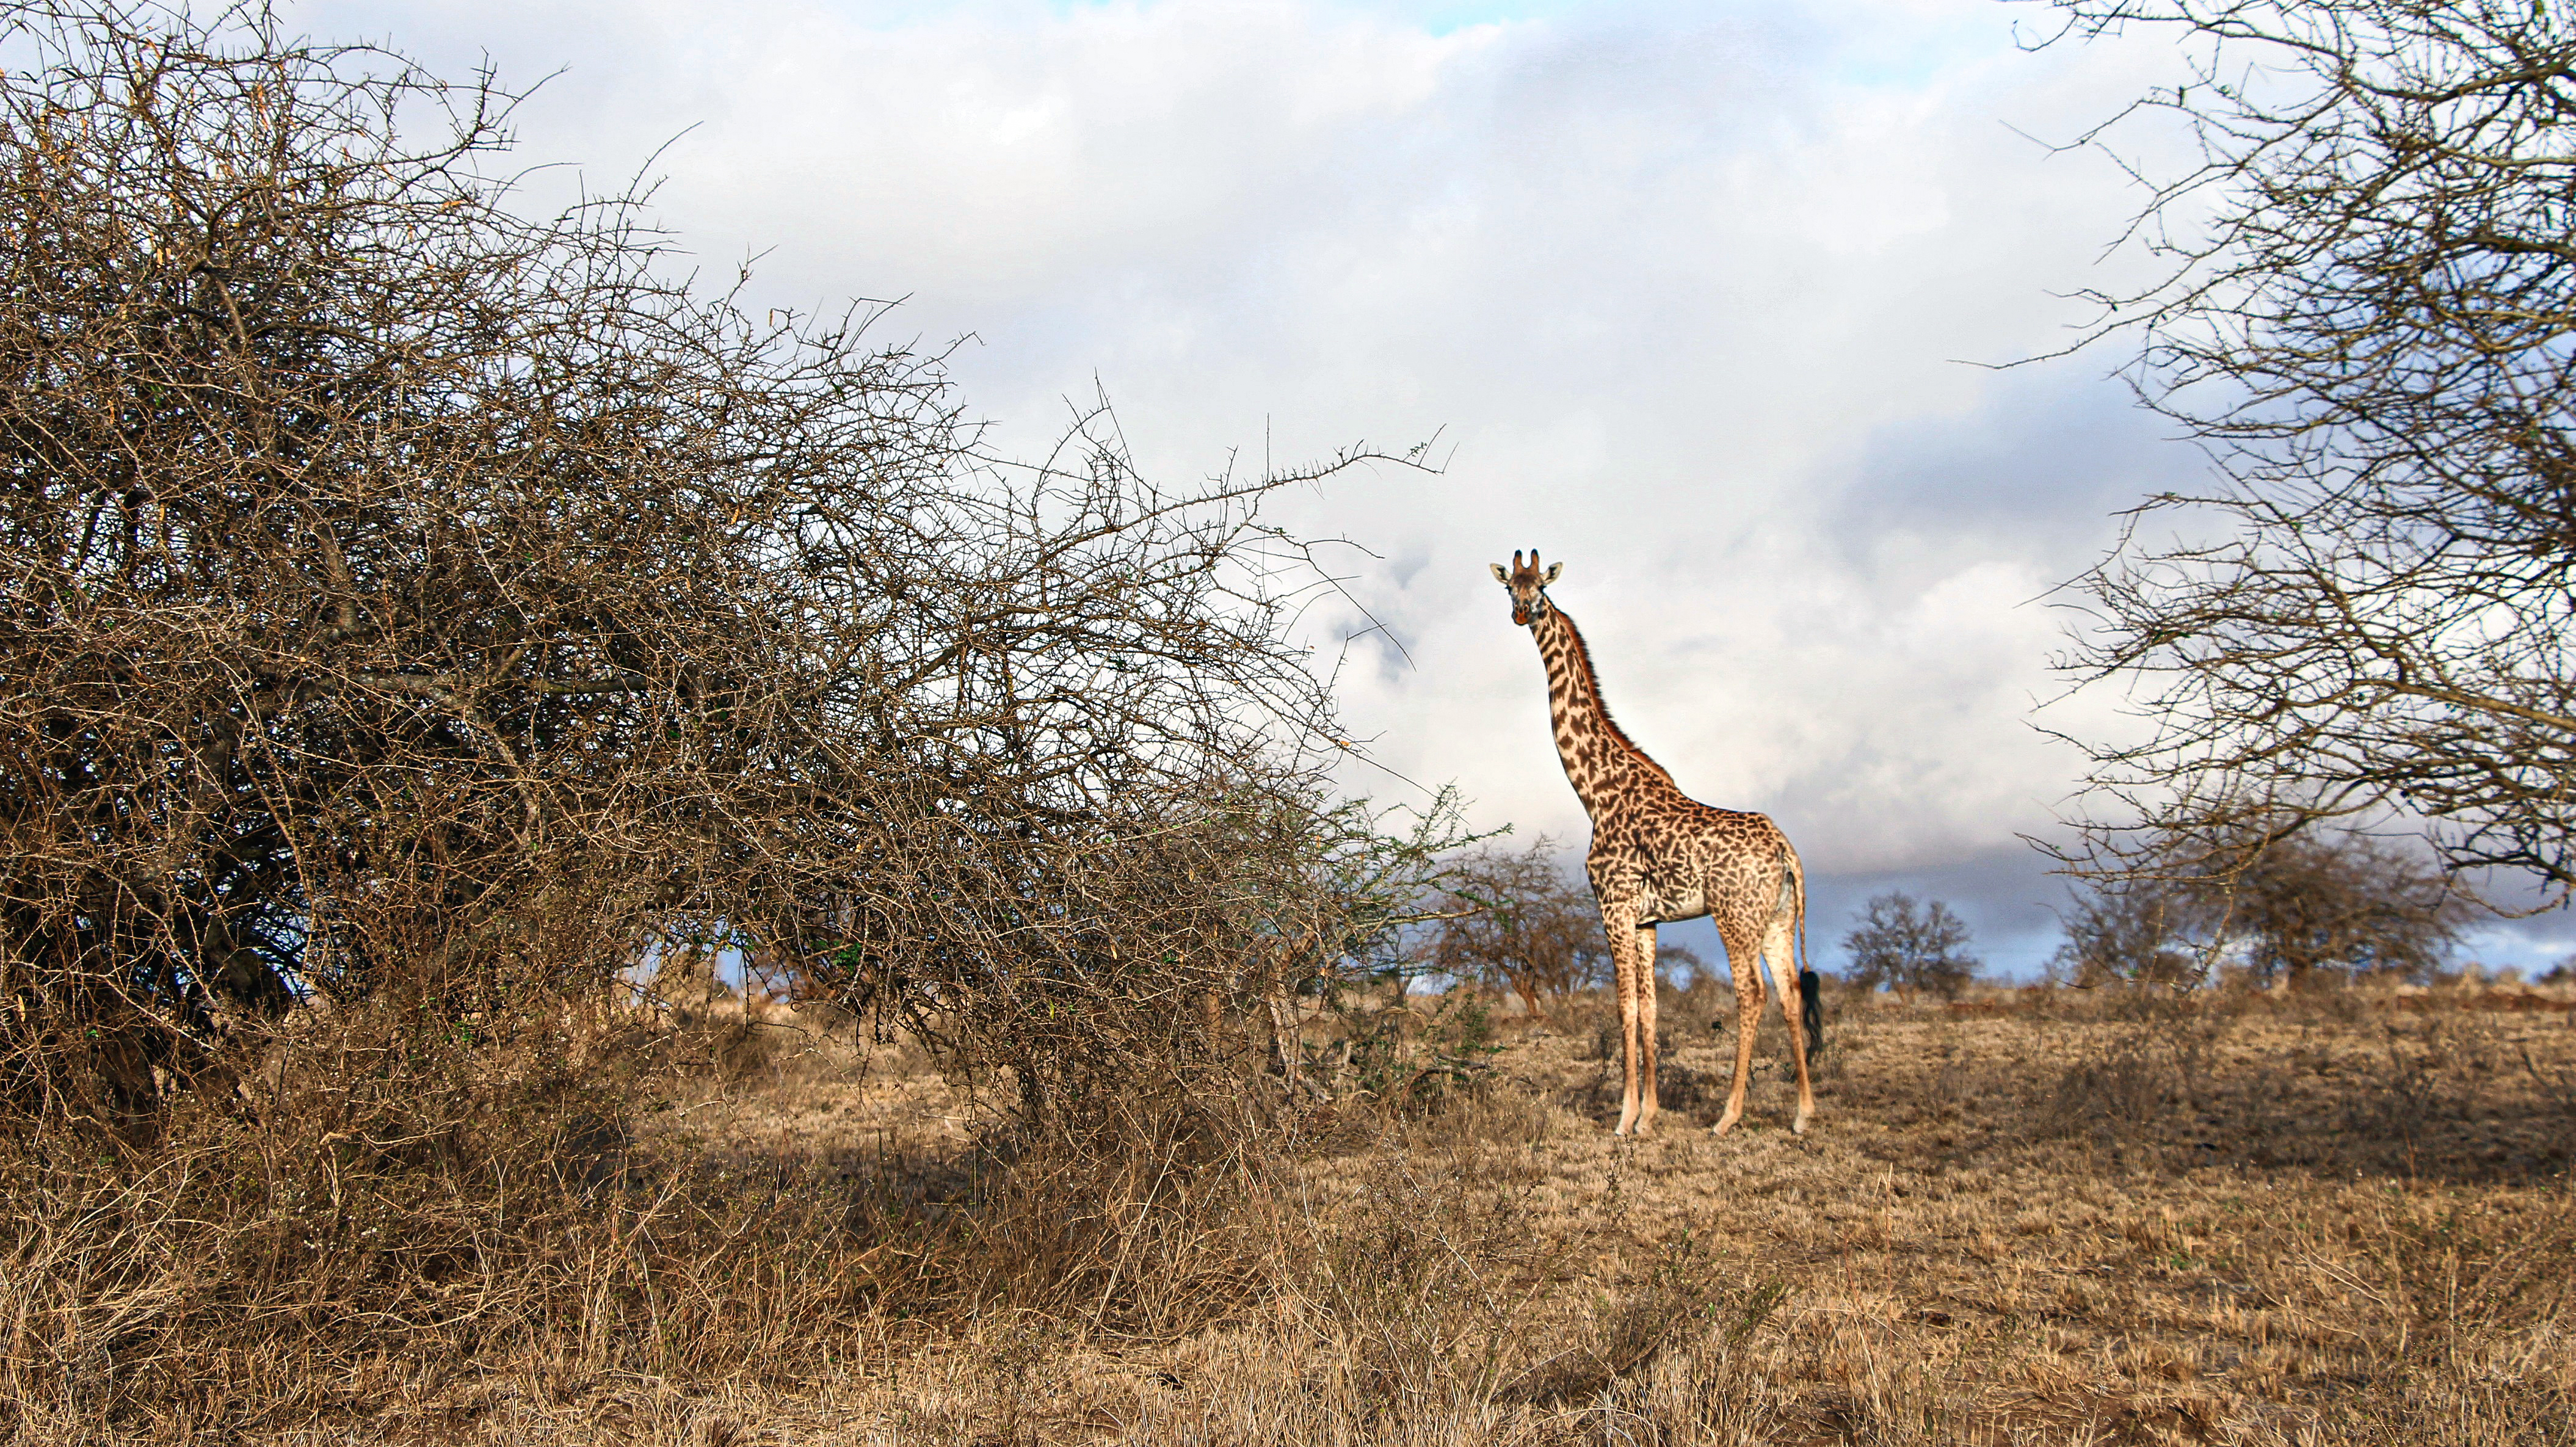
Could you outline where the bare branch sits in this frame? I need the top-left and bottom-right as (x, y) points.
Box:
(2033, 1), (2576, 900)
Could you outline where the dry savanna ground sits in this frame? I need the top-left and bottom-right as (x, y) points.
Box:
(26, 981), (2576, 1446)
(283, 980), (2576, 1447)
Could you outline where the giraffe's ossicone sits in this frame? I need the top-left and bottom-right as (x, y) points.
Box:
(1490, 549), (1821, 1137)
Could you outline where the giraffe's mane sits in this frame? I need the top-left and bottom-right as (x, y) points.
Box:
(1548, 604), (1675, 785)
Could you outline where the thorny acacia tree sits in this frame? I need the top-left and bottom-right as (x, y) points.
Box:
(1840, 892), (1978, 1001)
(2222, 830), (2471, 984)
(2049, 876), (2211, 987)
(2050, 830), (2468, 987)
(0, 1), (1444, 1132)
(1418, 839), (1608, 1020)
(2039, 1), (2576, 898)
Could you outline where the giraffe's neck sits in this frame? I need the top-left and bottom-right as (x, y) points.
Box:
(1529, 604), (1672, 819)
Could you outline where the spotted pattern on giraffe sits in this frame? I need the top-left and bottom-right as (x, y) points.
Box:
(1491, 549), (1820, 1138)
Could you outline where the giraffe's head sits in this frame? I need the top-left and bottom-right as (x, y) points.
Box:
(1489, 549), (1562, 627)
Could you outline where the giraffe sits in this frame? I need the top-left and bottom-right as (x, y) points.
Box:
(1490, 550), (1820, 1136)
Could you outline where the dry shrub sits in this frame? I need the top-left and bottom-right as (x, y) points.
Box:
(1217, 1075), (1790, 1422)
(3, 1002), (1364, 1437)
(2523, 1041), (2576, 1122)
(0, 0), (1443, 1130)
(1301, 990), (1507, 1119)
(2034, 989), (2233, 1144)
(1639, 1054), (1717, 1116)
(0, 997), (884, 1435)
(2351, 1200), (2576, 1374)
(1514, 1233), (1788, 1408)
(926, 1087), (1282, 1336)
(2042, 1034), (2175, 1141)
(0, 4), (1462, 1434)
(1282, 1153), (1547, 1410)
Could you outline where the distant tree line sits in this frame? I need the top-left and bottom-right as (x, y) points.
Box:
(1426, 833), (2478, 1003)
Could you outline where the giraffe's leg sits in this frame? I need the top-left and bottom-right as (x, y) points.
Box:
(1758, 916), (1816, 1134)
(1711, 929), (1763, 1137)
(1634, 921), (1660, 1134)
(1602, 902), (1645, 1136)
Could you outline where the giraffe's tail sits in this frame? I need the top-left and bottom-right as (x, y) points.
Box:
(1786, 845), (1823, 1068)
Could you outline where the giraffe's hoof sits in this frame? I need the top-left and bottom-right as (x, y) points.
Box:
(1710, 1117), (1738, 1137)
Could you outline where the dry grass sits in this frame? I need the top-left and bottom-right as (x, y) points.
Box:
(10, 982), (2574, 1445)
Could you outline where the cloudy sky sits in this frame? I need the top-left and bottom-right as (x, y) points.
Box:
(301, 0), (2572, 977)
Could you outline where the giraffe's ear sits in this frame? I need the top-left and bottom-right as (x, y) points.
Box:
(1542, 562), (1563, 585)
(1489, 563), (1509, 583)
